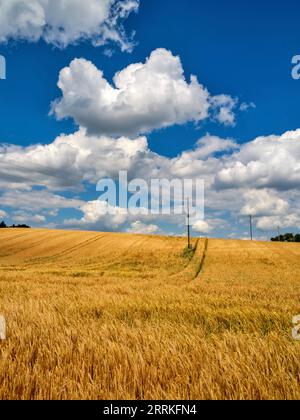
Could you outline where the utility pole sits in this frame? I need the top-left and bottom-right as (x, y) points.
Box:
(187, 197), (191, 249)
(277, 226), (280, 242)
(249, 215), (253, 241)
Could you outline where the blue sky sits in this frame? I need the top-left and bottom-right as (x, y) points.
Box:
(0, 0), (300, 239)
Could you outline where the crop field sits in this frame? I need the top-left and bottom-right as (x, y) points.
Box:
(0, 228), (300, 400)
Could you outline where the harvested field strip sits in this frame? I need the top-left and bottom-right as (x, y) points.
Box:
(195, 238), (209, 278)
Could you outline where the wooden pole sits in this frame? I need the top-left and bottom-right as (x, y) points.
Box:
(187, 198), (191, 249)
(250, 215), (253, 241)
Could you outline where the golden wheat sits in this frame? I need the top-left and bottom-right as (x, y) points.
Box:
(0, 229), (300, 400)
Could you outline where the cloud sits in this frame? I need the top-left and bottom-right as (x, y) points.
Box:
(192, 219), (213, 234)
(63, 197), (187, 233)
(0, 129), (148, 190)
(174, 134), (238, 163)
(0, 190), (83, 211)
(215, 129), (300, 191)
(210, 94), (238, 126)
(0, 130), (232, 193)
(64, 200), (129, 230)
(240, 190), (289, 217)
(256, 214), (300, 232)
(2, 124), (300, 236)
(127, 221), (161, 235)
(13, 212), (46, 224)
(0, 210), (7, 219)
(239, 102), (256, 112)
(52, 49), (238, 137)
(0, 0), (139, 51)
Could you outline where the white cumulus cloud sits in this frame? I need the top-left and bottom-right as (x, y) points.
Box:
(13, 212), (46, 224)
(0, 129), (148, 190)
(0, 0), (139, 50)
(240, 190), (289, 217)
(64, 200), (129, 231)
(0, 190), (84, 211)
(127, 221), (161, 235)
(52, 49), (238, 137)
(215, 129), (300, 191)
(256, 214), (300, 232)
(192, 220), (213, 234)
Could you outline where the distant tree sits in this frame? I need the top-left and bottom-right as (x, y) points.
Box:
(285, 233), (295, 242)
(271, 235), (282, 242)
(271, 233), (298, 242)
(0, 221), (6, 228)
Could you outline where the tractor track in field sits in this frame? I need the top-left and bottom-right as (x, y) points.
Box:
(0, 232), (70, 258)
(23, 234), (108, 266)
(169, 238), (209, 281)
(195, 238), (209, 278)
(91, 236), (154, 272)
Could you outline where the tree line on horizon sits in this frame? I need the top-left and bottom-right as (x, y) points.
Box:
(271, 233), (300, 243)
(0, 221), (31, 229)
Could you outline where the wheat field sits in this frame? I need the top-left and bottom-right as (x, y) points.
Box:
(0, 228), (300, 400)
